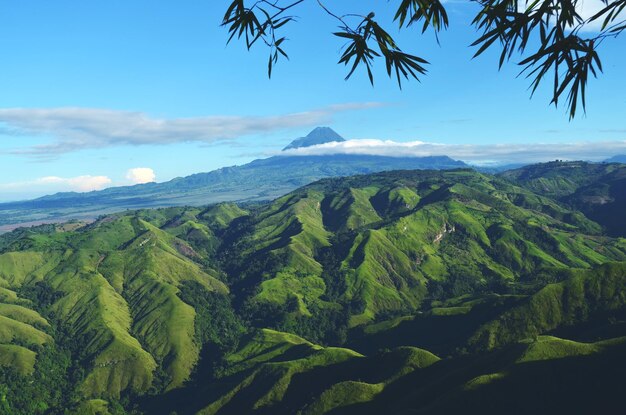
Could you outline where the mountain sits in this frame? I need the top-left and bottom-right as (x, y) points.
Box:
(1, 166), (625, 414)
(0, 128), (466, 231)
(282, 126), (345, 150)
(474, 162), (530, 173)
(606, 155), (626, 163)
(501, 160), (626, 236)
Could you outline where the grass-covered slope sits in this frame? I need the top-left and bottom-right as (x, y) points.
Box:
(0, 250), (53, 375)
(0, 209), (232, 402)
(502, 161), (626, 236)
(221, 190), (333, 320)
(1, 165), (626, 414)
(220, 169), (626, 333)
(468, 262), (626, 351)
(348, 262), (626, 357)
(348, 334), (626, 415)
(142, 328), (440, 415)
(499, 160), (617, 197)
(144, 329), (626, 415)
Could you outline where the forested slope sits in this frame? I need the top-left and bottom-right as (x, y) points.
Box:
(0, 165), (625, 414)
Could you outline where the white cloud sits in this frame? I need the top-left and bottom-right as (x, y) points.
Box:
(451, 0), (623, 31)
(568, 0), (616, 30)
(0, 175), (112, 193)
(518, 0), (623, 31)
(0, 103), (385, 157)
(280, 138), (626, 165)
(126, 167), (156, 184)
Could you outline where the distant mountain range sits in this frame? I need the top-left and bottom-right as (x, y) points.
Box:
(606, 154), (626, 163)
(2, 127), (625, 232)
(0, 127), (466, 230)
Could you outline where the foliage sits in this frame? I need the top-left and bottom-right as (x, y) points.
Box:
(2, 165), (626, 413)
(177, 281), (246, 354)
(501, 161), (626, 236)
(223, 0), (625, 118)
(0, 345), (74, 414)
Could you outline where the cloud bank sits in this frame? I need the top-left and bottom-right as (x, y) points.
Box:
(0, 103), (384, 156)
(0, 167), (158, 201)
(0, 175), (112, 194)
(509, 0), (620, 31)
(280, 138), (626, 165)
(126, 167), (156, 184)
(450, 0), (623, 31)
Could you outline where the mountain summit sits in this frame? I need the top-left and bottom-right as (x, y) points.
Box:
(282, 126), (345, 150)
(0, 124), (466, 230)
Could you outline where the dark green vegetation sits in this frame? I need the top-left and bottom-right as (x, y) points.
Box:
(0, 128), (465, 230)
(222, 1), (626, 118)
(1, 164), (625, 414)
(501, 161), (626, 237)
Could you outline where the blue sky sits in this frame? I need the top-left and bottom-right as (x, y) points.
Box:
(0, 0), (624, 201)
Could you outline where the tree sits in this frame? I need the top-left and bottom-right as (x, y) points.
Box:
(222, 0), (625, 119)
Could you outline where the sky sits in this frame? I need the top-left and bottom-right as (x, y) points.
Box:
(0, 0), (625, 201)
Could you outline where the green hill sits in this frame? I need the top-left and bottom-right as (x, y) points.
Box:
(501, 161), (626, 236)
(141, 328), (440, 415)
(1, 166), (626, 414)
(0, 208), (231, 406)
(348, 262), (626, 356)
(219, 169), (624, 335)
(346, 334), (626, 415)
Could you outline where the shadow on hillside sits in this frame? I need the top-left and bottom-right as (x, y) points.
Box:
(334, 341), (626, 415)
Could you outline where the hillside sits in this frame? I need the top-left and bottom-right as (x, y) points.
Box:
(0, 166), (625, 414)
(606, 155), (626, 163)
(0, 129), (466, 231)
(220, 168), (623, 334)
(501, 161), (626, 236)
